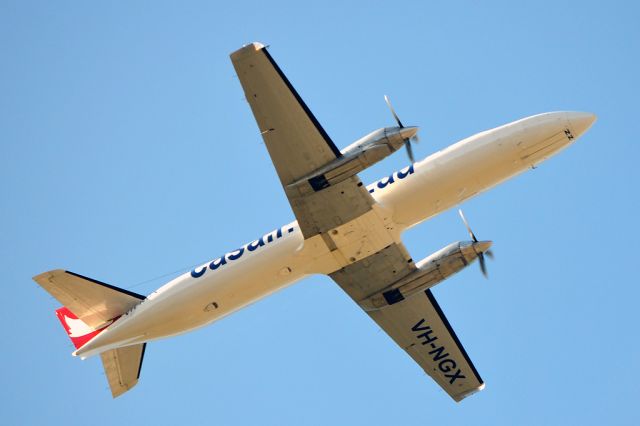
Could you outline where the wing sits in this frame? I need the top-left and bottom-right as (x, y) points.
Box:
(330, 244), (484, 402)
(100, 343), (146, 398)
(230, 43), (374, 238)
(368, 290), (484, 401)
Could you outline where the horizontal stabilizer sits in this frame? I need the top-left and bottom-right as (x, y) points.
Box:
(101, 343), (146, 398)
(33, 269), (145, 328)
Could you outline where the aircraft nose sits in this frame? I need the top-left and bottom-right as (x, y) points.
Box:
(566, 112), (597, 138)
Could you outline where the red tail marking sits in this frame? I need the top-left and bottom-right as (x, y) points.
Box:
(54, 307), (110, 349)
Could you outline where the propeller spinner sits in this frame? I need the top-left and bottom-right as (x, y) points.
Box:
(384, 95), (419, 163)
(458, 209), (494, 278)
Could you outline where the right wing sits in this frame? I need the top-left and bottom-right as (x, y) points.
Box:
(330, 243), (483, 401)
(368, 289), (484, 402)
(100, 343), (146, 398)
(230, 43), (374, 238)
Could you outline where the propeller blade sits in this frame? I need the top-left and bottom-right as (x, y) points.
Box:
(384, 95), (418, 164)
(458, 209), (493, 278)
(458, 209), (478, 242)
(405, 140), (415, 163)
(384, 95), (404, 128)
(478, 253), (488, 278)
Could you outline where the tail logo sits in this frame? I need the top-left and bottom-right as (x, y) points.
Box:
(55, 307), (112, 349)
(64, 315), (98, 337)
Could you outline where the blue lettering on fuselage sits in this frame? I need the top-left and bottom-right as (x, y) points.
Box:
(368, 164), (415, 194)
(190, 226), (296, 279)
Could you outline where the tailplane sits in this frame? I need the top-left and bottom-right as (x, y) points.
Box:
(34, 269), (148, 397)
(33, 269), (145, 329)
(101, 343), (146, 397)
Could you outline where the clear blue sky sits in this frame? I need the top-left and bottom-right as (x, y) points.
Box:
(2, 1), (639, 425)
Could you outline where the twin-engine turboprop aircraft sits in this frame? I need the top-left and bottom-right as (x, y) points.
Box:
(34, 42), (596, 401)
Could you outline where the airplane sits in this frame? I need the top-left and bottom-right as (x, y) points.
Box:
(34, 42), (596, 401)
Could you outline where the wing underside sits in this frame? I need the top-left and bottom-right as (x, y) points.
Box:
(368, 289), (484, 401)
(231, 42), (482, 401)
(230, 43), (374, 238)
(330, 244), (483, 401)
(230, 42), (341, 185)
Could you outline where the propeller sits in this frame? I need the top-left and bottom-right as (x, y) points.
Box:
(384, 95), (419, 163)
(458, 209), (494, 278)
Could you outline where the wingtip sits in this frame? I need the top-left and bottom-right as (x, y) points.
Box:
(248, 41), (266, 50)
(453, 382), (486, 402)
(230, 41), (268, 60)
(32, 268), (64, 283)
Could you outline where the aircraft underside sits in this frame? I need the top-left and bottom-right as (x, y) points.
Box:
(34, 42), (595, 400)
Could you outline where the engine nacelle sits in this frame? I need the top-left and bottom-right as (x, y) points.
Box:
(360, 240), (492, 311)
(287, 126), (418, 194)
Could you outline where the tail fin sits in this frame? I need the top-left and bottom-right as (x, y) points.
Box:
(55, 307), (111, 349)
(35, 270), (149, 397)
(55, 307), (147, 398)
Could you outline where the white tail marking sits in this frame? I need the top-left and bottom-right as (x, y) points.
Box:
(64, 315), (95, 337)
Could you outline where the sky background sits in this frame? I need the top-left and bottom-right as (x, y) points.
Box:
(2, 1), (639, 425)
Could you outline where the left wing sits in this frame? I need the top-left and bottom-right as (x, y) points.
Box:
(330, 244), (484, 402)
(230, 43), (374, 238)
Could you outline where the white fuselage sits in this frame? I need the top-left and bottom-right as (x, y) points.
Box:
(75, 111), (594, 358)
